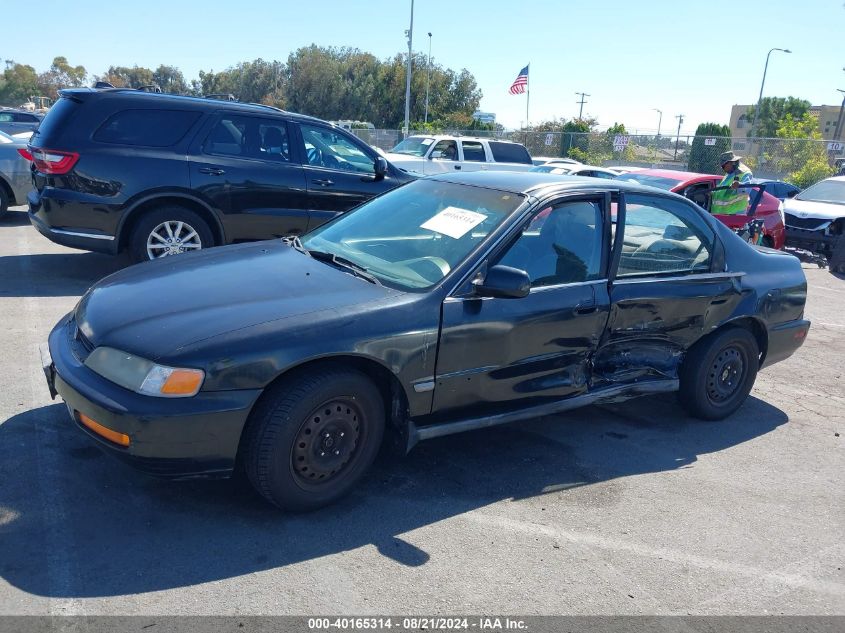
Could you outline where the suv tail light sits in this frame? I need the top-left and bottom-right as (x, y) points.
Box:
(29, 147), (79, 175)
(17, 148), (33, 162)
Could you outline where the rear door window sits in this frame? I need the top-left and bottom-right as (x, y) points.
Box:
(202, 114), (291, 162)
(488, 141), (532, 164)
(461, 140), (486, 162)
(93, 109), (201, 147)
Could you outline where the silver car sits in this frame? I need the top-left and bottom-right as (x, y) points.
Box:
(0, 130), (33, 217)
(0, 109), (43, 136)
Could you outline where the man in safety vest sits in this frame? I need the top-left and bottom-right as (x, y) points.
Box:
(711, 151), (753, 215)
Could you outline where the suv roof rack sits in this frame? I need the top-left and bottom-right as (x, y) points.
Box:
(204, 93), (238, 101)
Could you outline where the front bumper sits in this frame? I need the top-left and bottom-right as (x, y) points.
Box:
(784, 226), (838, 258)
(43, 314), (262, 478)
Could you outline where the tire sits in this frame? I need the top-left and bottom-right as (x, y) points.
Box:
(241, 367), (385, 511)
(679, 327), (759, 421)
(829, 235), (845, 275)
(0, 186), (9, 219)
(127, 206), (214, 263)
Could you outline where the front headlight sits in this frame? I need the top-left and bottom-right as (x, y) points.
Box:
(84, 347), (204, 398)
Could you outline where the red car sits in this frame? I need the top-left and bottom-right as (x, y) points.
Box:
(615, 169), (786, 249)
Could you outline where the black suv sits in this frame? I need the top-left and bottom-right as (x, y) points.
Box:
(27, 89), (412, 262)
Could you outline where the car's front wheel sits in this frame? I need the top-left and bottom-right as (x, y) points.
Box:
(829, 235), (845, 274)
(128, 206), (214, 263)
(241, 367), (385, 511)
(679, 327), (759, 420)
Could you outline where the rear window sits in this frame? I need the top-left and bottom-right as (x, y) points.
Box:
(29, 97), (77, 144)
(93, 109), (201, 147)
(488, 141), (532, 164)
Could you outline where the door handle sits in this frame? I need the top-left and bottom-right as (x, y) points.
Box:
(454, 165), (462, 170)
(199, 167), (225, 175)
(574, 304), (598, 315)
(313, 179), (334, 186)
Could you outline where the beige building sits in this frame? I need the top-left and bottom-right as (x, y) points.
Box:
(728, 104), (844, 152)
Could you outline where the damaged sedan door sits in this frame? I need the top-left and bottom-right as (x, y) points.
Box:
(593, 191), (743, 386)
(432, 195), (612, 416)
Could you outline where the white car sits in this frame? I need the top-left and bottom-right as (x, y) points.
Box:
(783, 176), (845, 272)
(532, 156), (582, 166)
(529, 164), (620, 179)
(385, 135), (534, 176)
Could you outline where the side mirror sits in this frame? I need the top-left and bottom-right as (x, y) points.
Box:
(472, 265), (530, 299)
(429, 150), (443, 159)
(374, 156), (388, 180)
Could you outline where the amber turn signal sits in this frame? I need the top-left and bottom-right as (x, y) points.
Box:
(78, 412), (130, 447)
(160, 369), (205, 396)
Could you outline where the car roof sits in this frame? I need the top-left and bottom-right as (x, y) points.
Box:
(58, 88), (331, 126)
(428, 170), (662, 196)
(628, 168), (716, 181)
(405, 134), (522, 144)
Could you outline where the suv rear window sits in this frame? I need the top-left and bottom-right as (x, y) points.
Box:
(93, 109), (201, 147)
(488, 141), (532, 164)
(30, 97), (77, 144)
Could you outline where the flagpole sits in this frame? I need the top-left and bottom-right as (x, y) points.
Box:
(525, 63), (530, 129)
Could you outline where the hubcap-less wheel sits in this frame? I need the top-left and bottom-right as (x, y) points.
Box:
(706, 346), (744, 403)
(290, 398), (362, 489)
(146, 221), (202, 259)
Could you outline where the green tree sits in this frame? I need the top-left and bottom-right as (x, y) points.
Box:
(0, 63), (39, 106)
(37, 56), (87, 100)
(687, 122), (731, 174)
(153, 65), (187, 94)
(97, 65), (155, 88)
(746, 97), (810, 138)
(769, 113), (835, 188)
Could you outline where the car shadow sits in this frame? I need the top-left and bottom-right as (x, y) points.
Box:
(0, 209), (32, 227)
(0, 252), (126, 297)
(0, 393), (787, 598)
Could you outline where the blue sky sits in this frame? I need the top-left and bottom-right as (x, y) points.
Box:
(4, 0), (843, 133)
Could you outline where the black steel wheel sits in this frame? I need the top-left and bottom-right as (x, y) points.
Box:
(241, 366), (384, 511)
(679, 327), (759, 420)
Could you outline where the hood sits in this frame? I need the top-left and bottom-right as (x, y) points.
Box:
(384, 153), (426, 173)
(76, 241), (399, 361)
(783, 197), (845, 221)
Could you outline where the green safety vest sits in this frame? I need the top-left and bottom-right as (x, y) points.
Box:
(711, 165), (753, 215)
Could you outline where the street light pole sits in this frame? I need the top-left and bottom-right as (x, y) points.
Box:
(673, 114), (684, 161)
(833, 88), (845, 142)
(750, 47), (791, 141)
(424, 32), (432, 124)
(403, 0), (414, 138)
(653, 108), (662, 137)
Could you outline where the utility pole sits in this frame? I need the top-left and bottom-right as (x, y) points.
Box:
(673, 114), (684, 161)
(653, 108), (663, 137)
(833, 86), (845, 142)
(424, 32), (432, 124)
(403, 0), (414, 138)
(575, 92), (590, 120)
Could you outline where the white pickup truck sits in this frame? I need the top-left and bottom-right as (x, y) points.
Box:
(384, 135), (534, 176)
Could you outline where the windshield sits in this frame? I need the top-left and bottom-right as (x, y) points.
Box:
(389, 136), (436, 156)
(529, 165), (572, 174)
(302, 179), (525, 291)
(615, 173), (683, 191)
(795, 179), (845, 205)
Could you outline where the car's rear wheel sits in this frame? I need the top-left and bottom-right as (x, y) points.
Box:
(241, 367), (385, 511)
(679, 327), (759, 420)
(128, 206), (214, 263)
(0, 186), (9, 218)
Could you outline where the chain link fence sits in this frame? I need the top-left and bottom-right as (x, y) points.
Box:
(352, 129), (845, 187)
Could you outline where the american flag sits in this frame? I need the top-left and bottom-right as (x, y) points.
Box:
(508, 65), (529, 95)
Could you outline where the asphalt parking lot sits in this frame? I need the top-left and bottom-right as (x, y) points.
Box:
(0, 205), (842, 616)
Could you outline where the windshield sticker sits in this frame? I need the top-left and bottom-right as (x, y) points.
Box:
(421, 207), (487, 239)
(420, 138), (434, 145)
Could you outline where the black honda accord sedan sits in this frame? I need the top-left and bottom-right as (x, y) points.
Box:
(41, 172), (810, 510)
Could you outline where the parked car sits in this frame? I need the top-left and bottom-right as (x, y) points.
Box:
(0, 108), (42, 136)
(531, 156), (582, 166)
(385, 135), (533, 176)
(0, 131), (33, 217)
(782, 176), (845, 273)
(27, 88), (412, 262)
(11, 130), (33, 142)
(750, 178), (800, 202)
(530, 164), (620, 178)
(40, 172), (810, 510)
(614, 169), (786, 249)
